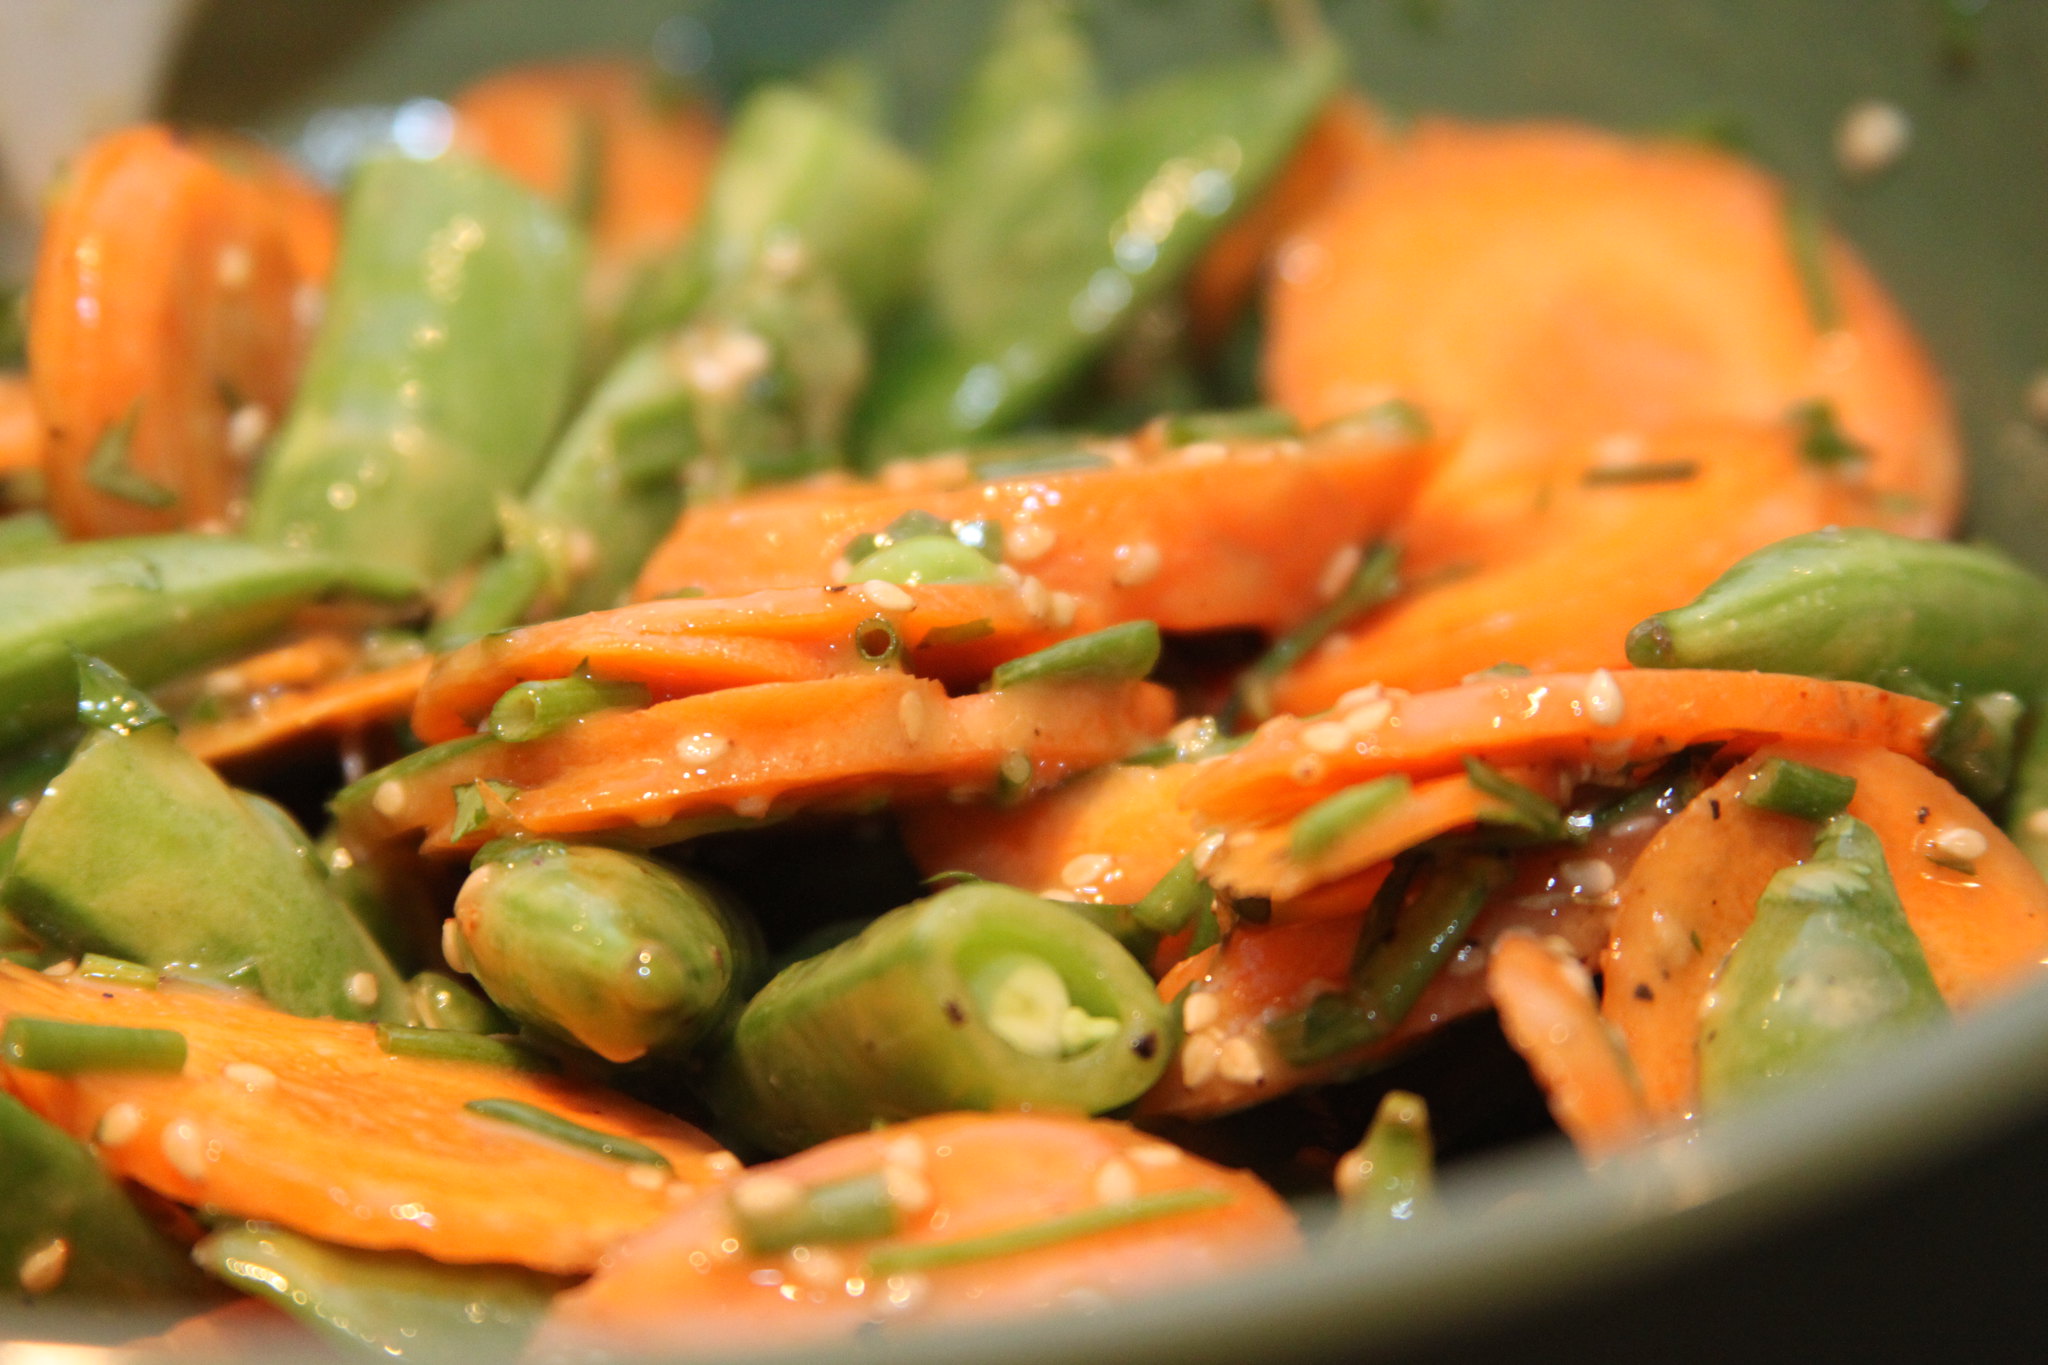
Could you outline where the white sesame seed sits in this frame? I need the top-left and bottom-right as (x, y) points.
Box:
(1584, 669), (1626, 726)
(1300, 721), (1352, 755)
(2028, 808), (2048, 839)
(160, 1119), (208, 1183)
(1005, 522), (1058, 564)
(1927, 825), (1989, 871)
(884, 1165), (933, 1214)
(1836, 99), (1911, 177)
(899, 692), (927, 745)
(1019, 575), (1052, 622)
(42, 960), (75, 978)
(704, 1151), (741, 1176)
(17, 1237), (68, 1295)
(1111, 542), (1163, 588)
(627, 1164), (668, 1191)
(1093, 1158), (1139, 1205)
(1560, 857), (1617, 899)
(884, 1135), (928, 1170)
(215, 244), (253, 289)
(345, 972), (380, 1008)
(1191, 832), (1227, 875)
(1290, 753), (1328, 785)
(733, 795), (772, 819)
(371, 780), (408, 818)
(226, 404), (270, 460)
(860, 580), (915, 612)
(1318, 546), (1362, 602)
(730, 1173), (802, 1220)
(1592, 432), (1646, 466)
(828, 556), (852, 584)
(1178, 440), (1229, 466)
(441, 918), (471, 974)
(1061, 853), (1115, 889)
(1048, 591), (1079, 629)
(1182, 991), (1221, 1034)
(1128, 1143), (1183, 1169)
(1180, 1031), (1221, 1088)
(999, 751), (1032, 786)
(1336, 683), (1386, 711)
(1217, 1037), (1266, 1086)
(676, 732), (732, 764)
(1344, 698), (1394, 736)
(96, 1103), (142, 1147)
(222, 1062), (277, 1093)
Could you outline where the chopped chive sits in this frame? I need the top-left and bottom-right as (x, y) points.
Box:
(864, 1188), (1230, 1275)
(853, 615), (904, 665)
(1291, 775), (1413, 864)
(1124, 720), (1250, 767)
(84, 410), (177, 509)
(450, 779), (521, 842)
(75, 954), (160, 988)
(919, 617), (996, 649)
(988, 621), (1161, 690)
(463, 1098), (669, 1168)
(1462, 756), (1570, 841)
(1581, 460), (1700, 486)
(1226, 543), (1401, 727)
(486, 674), (650, 743)
(1187, 895), (1223, 956)
(333, 736), (492, 818)
(1931, 690), (2025, 806)
(375, 1025), (552, 1072)
(1160, 407), (1298, 446)
(1743, 758), (1859, 822)
(2, 1017), (186, 1074)
(1785, 196), (1841, 332)
(1567, 748), (1713, 835)
(1318, 397), (1431, 445)
(73, 652), (170, 736)
(732, 1170), (899, 1256)
(1130, 854), (1212, 935)
(1055, 900), (1160, 961)
(1790, 398), (1871, 469)
(971, 446), (1112, 481)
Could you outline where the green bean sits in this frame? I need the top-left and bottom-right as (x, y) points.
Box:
(1291, 776), (1412, 864)
(485, 674), (651, 743)
(1160, 407), (1300, 446)
(1, 1017), (187, 1074)
(730, 1170), (899, 1256)
(1228, 543), (1400, 726)
(1131, 853), (1213, 935)
(865, 1188), (1230, 1274)
(405, 970), (513, 1035)
(1333, 1090), (1435, 1240)
(463, 1098), (671, 1168)
(1742, 757), (1858, 822)
(375, 1025), (551, 1073)
(988, 621), (1161, 690)
(73, 954), (160, 989)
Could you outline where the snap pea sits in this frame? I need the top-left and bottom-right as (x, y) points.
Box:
(195, 1222), (564, 1361)
(454, 842), (760, 1063)
(73, 954), (160, 988)
(404, 970), (512, 1035)
(0, 1092), (213, 1313)
(987, 620), (1161, 690)
(711, 882), (1171, 1153)
(246, 153), (586, 584)
(0, 534), (417, 751)
(1698, 814), (1946, 1108)
(1130, 852), (1213, 935)
(1333, 1090), (1435, 1241)
(1742, 757), (1858, 822)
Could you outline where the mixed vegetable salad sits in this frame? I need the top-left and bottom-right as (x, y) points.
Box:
(2, 1), (2045, 1358)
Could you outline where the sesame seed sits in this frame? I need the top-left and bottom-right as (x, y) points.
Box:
(215, 244), (252, 288)
(1178, 440), (1229, 466)
(1344, 698), (1394, 736)
(345, 972), (380, 1008)
(1112, 542), (1163, 588)
(791, 1246), (845, 1287)
(371, 780), (408, 818)
(1005, 522), (1058, 563)
(1300, 721), (1352, 755)
(1019, 575), (1052, 622)
(899, 692), (927, 745)
(1128, 1143), (1183, 1169)
(1290, 753), (1328, 784)
(292, 282), (325, 330)
(1584, 669), (1626, 726)
(884, 1135), (928, 1170)
(704, 1151), (741, 1176)
(222, 1062), (277, 1093)
(1217, 1037), (1266, 1086)
(17, 1238), (69, 1295)
(1191, 832), (1227, 874)
(730, 1174), (802, 1220)
(1926, 825), (1989, 871)
(161, 1119), (208, 1183)
(1836, 99), (1911, 177)
(226, 404), (270, 460)
(1180, 1031), (1221, 1088)
(627, 1165), (668, 1191)
(1093, 1158), (1139, 1205)
(1061, 853), (1115, 889)
(827, 556), (852, 584)
(43, 960), (75, 978)
(733, 795), (772, 819)
(441, 918), (470, 974)
(1336, 683), (1386, 710)
(1318, 545), (1362, 601)
(1048, 591), (1079, 629)
(884, 1165), (933, 1214)
(96, 1103), (142, 1147)
(999, 751), (1033, 786)
(2028, 808), (2048, 839)
(860, 580), (916, 612)
(1182, 991), (1221, 1034)
(1560, 857), (1617, 899)
(676, 732), (732, 764)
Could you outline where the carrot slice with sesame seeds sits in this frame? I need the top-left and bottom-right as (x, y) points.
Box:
(535, 1112), (1297, 1357)
(411, 582), (1067, 744)
(181, 657), (433, 772)
(30, 125), (332, 539)
(1181, 670), (1946, 829)
(631, 417), (1434, 635)
(1487, 931), (1650, 1158)
(1604, 741), (2048, 1122)
(0, 963), (732, 1274)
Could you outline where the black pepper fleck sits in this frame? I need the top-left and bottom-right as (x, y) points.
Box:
(1132, 1033), (1158, 1060)
(1916, 806), (1930, 824)
(1709, 799), (1722, 820)
(942, 999), (966, 1025)
(1633, 982), (1654, 1001)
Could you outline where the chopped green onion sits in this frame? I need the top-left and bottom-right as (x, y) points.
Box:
(463, 1098), (670, 1168)
(988, 621), (1161, 690)
(1790, 398), (1870, 469)
(1160, 407), (1299, 446)
(1743, 757), (1859, 822)
(1227, 543), (1401, 726)
(376, 1025), (552, 1072)
(1785, 196), (1840, 332)
(2, 1017), (187, 1074)
(84, 410), (176, 509)
(75, 954), (160, 988)
(1291, 775), (1412, 864)
(1462, 756), (1570, 841)
(864, 1187), (1230, 1275)
(919, 617), (996, 649)
(73, 652), (170, 736)
(450, 779), (521, 842)
(1581, 460), (1700, 486)
(1131, 854), (1212, 935)
(1318, 397), (1431, 445)
(971, 446), (1112, 481)
(853, 615), (903, 666)
(486, 674), (650, 743)
(1187, 895), (1223, 955)
(732, 1170), (899, 1256)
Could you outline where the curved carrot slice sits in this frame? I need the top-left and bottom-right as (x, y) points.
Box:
(412, 582), (1066, 744)
(1271, 420), (1900, 708)
(633, 418), (1435, 634)
(30, 125), (332, 539)
(350, 673), (1174, 853)
(181, 657), (433, 771)
(1603, 742), (2048, 1121)
(0, 374), (45, 478)
(453, 58), (719, 270)
(1183, 670), (1946, 828)
(1487, 931), (1649, 1158)
(0, 964), (733, 1273)
(536, 1112), (1297, 1356)
(1265, 118), (1961, 563)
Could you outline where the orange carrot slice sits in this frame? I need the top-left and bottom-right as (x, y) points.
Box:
(181, 657), (433, 771)
(1604, 742), (2048, 1120)
(31, 125), (332, 539)
(632, 418), (1434, 634)
(535, 1112), (1297, 1356)
(1182, 670), (1946, 828)
(411, 582), (1066, 744)
(0, 964), (733, 1273)
(0, 374), (45, 478)
(1487, 931), (1649, 1157)
(349, 672), (1174, 853)
(1264, 118), (1961, 553)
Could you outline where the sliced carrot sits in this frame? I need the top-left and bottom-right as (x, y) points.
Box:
(453, 58), (719, 271)
(349, 672), (1174, 853)
(126, 1299), (308, 1357)
(31, 125), (332, 539)
(412, 582), (1067, 744)
(0, 374), (45, 477)
(181, 657), (433, 771)
(1182, 670), (1946, 828)
(632, 419), (1435, 634)
(1271, 419), (1899, 707)
(1487, 931), (1650, 1158)
(0, 964), (733, 1274)
(1603, 741), (2048, 1121)
(536, 1112), (1297, 1356)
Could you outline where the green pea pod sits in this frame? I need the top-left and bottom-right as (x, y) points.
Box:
(195, 1221), (564, 1360)
(1333, 1090), (1435, 1241)
(712, 882), (1171, 1153)
(406, 969), (513, 1034)
(454, 842), (761, 1063)
(0, 1091), (214, 1316)
(3, 663), (409, 1023)
(247, 153), (586, 583)
(857, 33), (1341, 455)
(1698, 814), (1946, 1109)
(0, 534), (417, 751)
(1627, 529), (2048, 700)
